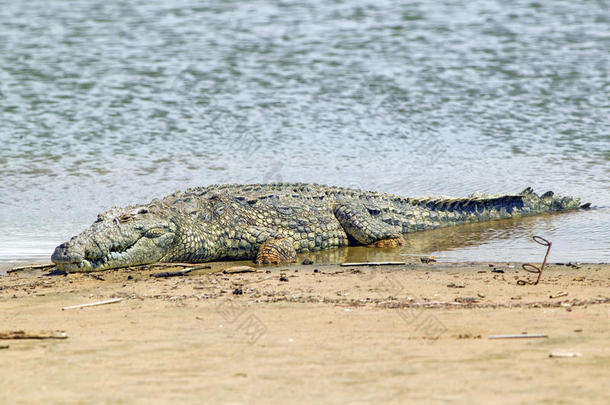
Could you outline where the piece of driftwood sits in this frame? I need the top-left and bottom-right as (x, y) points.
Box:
(340, 261), (406, 267)
(0, 330), (67, 340)
(7, 263), (56, 274)
(150, 268), (194, 278)
(488, 333), (548, 339)
(549, 351), (581, 358)
(146, 262), (204, 268)
(150, 264), (213, 278)
(223, 266), (257, 274)
(62, 298), (124, 311)
(0, 345), (9, 349)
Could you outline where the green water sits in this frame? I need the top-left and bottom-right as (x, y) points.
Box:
(1, 0), (608, 267)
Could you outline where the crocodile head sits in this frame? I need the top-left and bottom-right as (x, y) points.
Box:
(52, 205), (177, 272)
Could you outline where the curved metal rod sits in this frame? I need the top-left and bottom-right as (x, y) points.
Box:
(518, 236), (552, 285)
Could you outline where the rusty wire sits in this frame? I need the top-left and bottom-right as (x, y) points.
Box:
(517, 236), (552, 286)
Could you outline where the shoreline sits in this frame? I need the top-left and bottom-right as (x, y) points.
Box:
(3, 207), (610, 272)
(1, 259), (609, 403)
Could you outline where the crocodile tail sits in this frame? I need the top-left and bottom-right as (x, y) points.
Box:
(403, 188), (583, 231)
(518, 187), (583, 214)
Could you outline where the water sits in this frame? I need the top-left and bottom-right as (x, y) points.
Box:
(1, 0), (608, 269)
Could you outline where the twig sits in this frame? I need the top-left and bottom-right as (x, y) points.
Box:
(150, 265), (213, 278)
(0, 330), (68, 339)
(146, 262), (208, 268)
(488, 333), (548, 339)
(549, 351), (581, 358)
(7, 263), (56, 274)
(150, 268), (194, 278)
(340, 261), (406, 267)
(62, 298), (123, 311)
(223, 266), (257, 274)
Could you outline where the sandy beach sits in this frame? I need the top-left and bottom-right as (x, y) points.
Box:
(1, 257), (608, 404)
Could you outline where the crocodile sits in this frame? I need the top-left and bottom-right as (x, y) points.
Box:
(51, 183), (588, 272)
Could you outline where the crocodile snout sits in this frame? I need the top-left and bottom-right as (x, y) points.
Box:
(51, 242), (84, 264)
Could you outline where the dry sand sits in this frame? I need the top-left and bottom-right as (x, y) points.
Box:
(1, 256), (609, 404)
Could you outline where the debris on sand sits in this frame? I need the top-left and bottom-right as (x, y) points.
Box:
(223, 266), (256, 274)
(0, 330), (67, 340)
(455, 333), (482, 339)
(7, 263), (56, 274)
(340, 261), (405, 267)
(455, 297), (478, 303)
(151, 265), (213, 278)
(62, 298), (123, 311)
(519, 235), (552, 285)
(549, 351), (581, 358)
(488, 333), (548, 339)
(447, 283), (465, 288)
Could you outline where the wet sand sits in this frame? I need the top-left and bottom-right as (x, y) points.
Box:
(1, 258), (609, 404)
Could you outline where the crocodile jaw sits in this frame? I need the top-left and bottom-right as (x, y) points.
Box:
(52, 233), (174, 272)
(51, 207), (176, 272)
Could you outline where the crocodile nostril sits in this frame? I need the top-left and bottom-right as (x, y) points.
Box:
(51, 244), (84, 264)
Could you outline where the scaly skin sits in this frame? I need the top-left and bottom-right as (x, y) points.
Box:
(51, 183), (585, 272)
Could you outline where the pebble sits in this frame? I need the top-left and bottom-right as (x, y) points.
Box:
(447, 283), (465, 288)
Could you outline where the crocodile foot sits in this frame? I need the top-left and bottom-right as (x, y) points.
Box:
(256, 238), (297, 265)
(369, 236), (405, 248)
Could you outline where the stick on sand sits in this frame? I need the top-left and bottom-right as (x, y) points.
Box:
(7, 263), (56, 274)
(0, 330), (68, 340)
(62, 298), (124, 311)
(150, 264), (214, 278)
(488, 333), (548, 339)
(340, 261), (406, 267)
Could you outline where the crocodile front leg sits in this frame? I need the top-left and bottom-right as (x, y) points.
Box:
(256, 238), (297, 264)
(333, 202), (404, 247)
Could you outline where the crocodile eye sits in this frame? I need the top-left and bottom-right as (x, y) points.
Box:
(118, 214), (134, 223)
